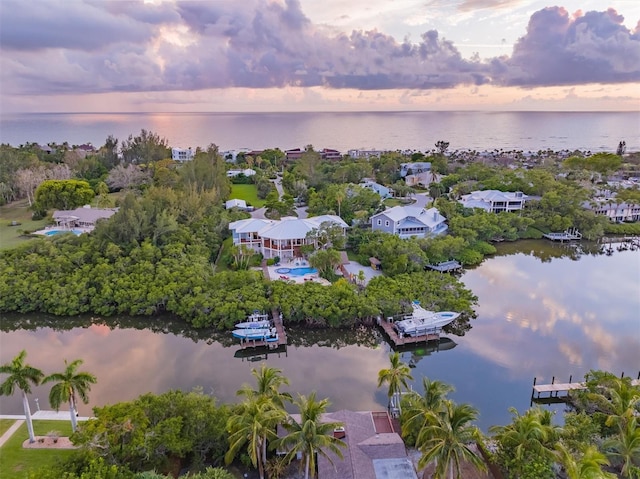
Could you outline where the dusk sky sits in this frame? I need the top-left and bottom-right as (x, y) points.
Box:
(1, 0), (639, 112)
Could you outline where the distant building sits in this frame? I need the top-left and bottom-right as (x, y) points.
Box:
(371, 205), (448, 238)
(52, 206), (118, 232)
(285, 148), (342, 162)
(347, 149), (385, 159)
(459, 190), (529, 213)
(225, 199), (254, 211)
(399, 162), (431, 177)
(171, 147), (194, 162)
(227, 168), (256, 178)
(584, 199), (640, 222)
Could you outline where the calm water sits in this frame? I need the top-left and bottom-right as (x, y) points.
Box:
(1, 241), (638, 431)
(1, 111), (639, 153)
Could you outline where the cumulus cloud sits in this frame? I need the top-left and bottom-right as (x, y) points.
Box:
(495, 7), (640, 86)
(0, 0), (638, 96)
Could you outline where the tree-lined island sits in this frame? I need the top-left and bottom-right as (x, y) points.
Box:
(1, 132), (639, 478)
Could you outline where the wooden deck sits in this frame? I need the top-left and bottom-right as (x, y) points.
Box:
(425, 260), (462, 273)
(378, 317), (440, 347)
(532, 376), (640, 401)
(542, 228), (582, 242)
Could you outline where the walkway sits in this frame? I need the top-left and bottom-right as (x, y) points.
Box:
(0, 419), (24, 447)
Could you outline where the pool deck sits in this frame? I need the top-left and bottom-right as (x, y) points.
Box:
(265, 259), (330, 285)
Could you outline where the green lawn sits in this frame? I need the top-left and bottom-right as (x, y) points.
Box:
(0, 419), (16, 437)
(0, 200), (48, 250)
(229, 184), (265, 208)
(0, 420), (76, 478)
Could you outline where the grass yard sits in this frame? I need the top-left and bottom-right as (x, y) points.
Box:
(229, 184), (265, 208)
(0, 420), (76, 478)
(0, 200), (48, 250)
(0, 419), (16, 437)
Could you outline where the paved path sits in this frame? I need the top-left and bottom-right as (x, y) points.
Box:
(0, 419), (23, 447)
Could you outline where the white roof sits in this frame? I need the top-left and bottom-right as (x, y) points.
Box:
(229, 218), (274, 233)
(372, 206), (445, 228)
(226, 198), (247, 209)
(258, 215), (348, 241)
(462, 190), (528, 202)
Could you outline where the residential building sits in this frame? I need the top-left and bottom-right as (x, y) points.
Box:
(459, 190), (529, 213)
(360, 179), (392, 199)
(347, 149), (385, 159)
(52, 206), (118, 232)
(399, 162), (431, 178)
(228, 215), (348, 260)
(225, 199), (254, 211)
(399, 162), (438, 187)
(285, 148), (342, 162)
(171, 147), (194, 162)
(226, 168), (256, 178)
(584, 199), (640, 222)
(278, 410), (418, 479)
(371, 206), (448, 238)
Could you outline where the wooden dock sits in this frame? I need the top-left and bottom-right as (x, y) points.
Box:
(531, 374), (640, 404)
(238, 309), (288, 350)
(377, 317), (440, 347)
(543, 228), (582, 242)
(425, 260), (463, 273)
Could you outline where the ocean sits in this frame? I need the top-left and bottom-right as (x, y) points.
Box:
(1, 111), (639, 153)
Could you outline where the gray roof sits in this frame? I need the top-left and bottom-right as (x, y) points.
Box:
(317, 410), (416, 479)
(228, 218), (274, 233)
(52, 206), (117, 224)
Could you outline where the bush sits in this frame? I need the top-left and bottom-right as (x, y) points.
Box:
(31, 208), (47, 220)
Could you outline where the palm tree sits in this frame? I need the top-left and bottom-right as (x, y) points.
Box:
(237, 365), (292, 465)
(416, 400), (486, 479)
(276, 392), (346, 479)
(43, 358), (96, 432)
(602, 416), (640, 478)
(225, 396), (286, 479)
(401, 377), (454, 441)
(555, 442), (616, 479)
(0, 350), (44, 443)
(377, 352), (413, 416)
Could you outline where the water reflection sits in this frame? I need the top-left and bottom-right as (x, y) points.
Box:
(1, 242), (638, 432)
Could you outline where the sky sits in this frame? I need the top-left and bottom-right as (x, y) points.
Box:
(0, 0), (639, 113)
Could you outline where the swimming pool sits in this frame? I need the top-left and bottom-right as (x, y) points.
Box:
(44, 229), (83, 236)
(275, 267), (318, 276)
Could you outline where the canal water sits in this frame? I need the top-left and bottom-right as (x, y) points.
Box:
(1, 240), (638, 431)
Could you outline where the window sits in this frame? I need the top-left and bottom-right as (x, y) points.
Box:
(385, 220), (390, 227)
(377, 219), (382, 225)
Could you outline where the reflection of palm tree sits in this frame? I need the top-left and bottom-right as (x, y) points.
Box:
(416, 400), (486, 479)
(0, 350), (44, 443)
(43, 358), (97, 432)
(277, 392), (345, 479)
(377, 352), (413, 416)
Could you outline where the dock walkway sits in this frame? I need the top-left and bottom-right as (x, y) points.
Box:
(532, 375), (640, 403)
(425, 260), (462, 273)
(543, 228), (582, 242)
(377, 317), (440, 347)
(237, 309), (287, 350)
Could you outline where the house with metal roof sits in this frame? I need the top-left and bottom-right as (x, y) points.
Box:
(361, 179), (392, 199)
(459, 190), (529, 213)
(371, 206), (447, 238)
(228, 215), (348, 260)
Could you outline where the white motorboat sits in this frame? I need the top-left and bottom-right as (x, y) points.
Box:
(232, 327), (279, 342)
(394, 301), (460, 337)
(234, 311), (272, 329)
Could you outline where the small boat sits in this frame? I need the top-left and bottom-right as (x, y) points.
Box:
(394, 301), (460, 337)
(232, 327), (279, 342)
(234, 311), (272, 329)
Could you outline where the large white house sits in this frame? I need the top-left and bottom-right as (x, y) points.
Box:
(584, 199), (640, 222)
(171, 147), (194, 162)
(459, 190), (529, 213)
(370, 206), (447, 238)
(228, 215), (348, 260)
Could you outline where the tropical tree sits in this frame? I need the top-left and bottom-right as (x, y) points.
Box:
(276, 392), (346, 479)
(225, 396), (286, 479)
(415, 400), (486, 479)
(43, 358), (97, 432)
(602, 417), (640, 478)
(401, 377), (454, 443)
(0, 350), (44, 443)
(237, 365), (292, 465)
(555, 442), (616, 479)
(377, 351), (413, 416)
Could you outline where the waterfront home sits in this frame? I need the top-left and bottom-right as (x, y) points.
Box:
(459, 190), (529, 213)
(399, 162), (439, 187)
(371, 205), (448, 238)
(228, 215), (348, 260)
(360, 179), (392, 199)
(52, 205), (118, 231)
(171, 147), (194, 162)
(294, 410), (417, 479)
(584, 199), (640, 222)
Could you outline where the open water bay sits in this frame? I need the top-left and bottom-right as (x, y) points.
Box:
(1, 241), (638, 431)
